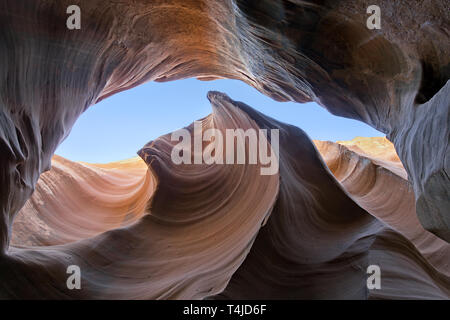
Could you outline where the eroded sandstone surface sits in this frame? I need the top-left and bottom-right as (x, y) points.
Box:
(5, 94), (450, 299)
(0, 0), (448, 299)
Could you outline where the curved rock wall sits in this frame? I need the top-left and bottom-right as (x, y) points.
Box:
(0, 0), (448, 298)
(5, 94), (450, 299)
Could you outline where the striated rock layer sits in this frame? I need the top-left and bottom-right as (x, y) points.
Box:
(0, 0), (449, 299)
(11, 156), (153, 246)
(6, 93), (450, 299)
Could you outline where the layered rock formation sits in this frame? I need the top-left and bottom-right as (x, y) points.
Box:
(11, 156), (153, 246)
(5, 94), (450, 299)
(0, 0), (448, 299)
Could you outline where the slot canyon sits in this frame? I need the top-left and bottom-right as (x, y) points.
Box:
(0, 0), (448, 299)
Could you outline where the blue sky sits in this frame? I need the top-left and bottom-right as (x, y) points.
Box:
(56, 78), (383, 163)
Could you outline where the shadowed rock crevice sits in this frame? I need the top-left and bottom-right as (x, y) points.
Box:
(415, 60), (450, 104)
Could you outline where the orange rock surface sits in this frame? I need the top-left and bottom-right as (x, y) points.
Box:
(0, 0), (448, 299)
(7, 94), (449, 299)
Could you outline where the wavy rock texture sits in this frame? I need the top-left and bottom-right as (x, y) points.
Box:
(215, 109), (449, 300)
(2, 93), (281, 299)
(316, 138), (450, 298)
(11, 156), (153, 246)
(0, 0), (449, 299)
(6, 94), (450, 299)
